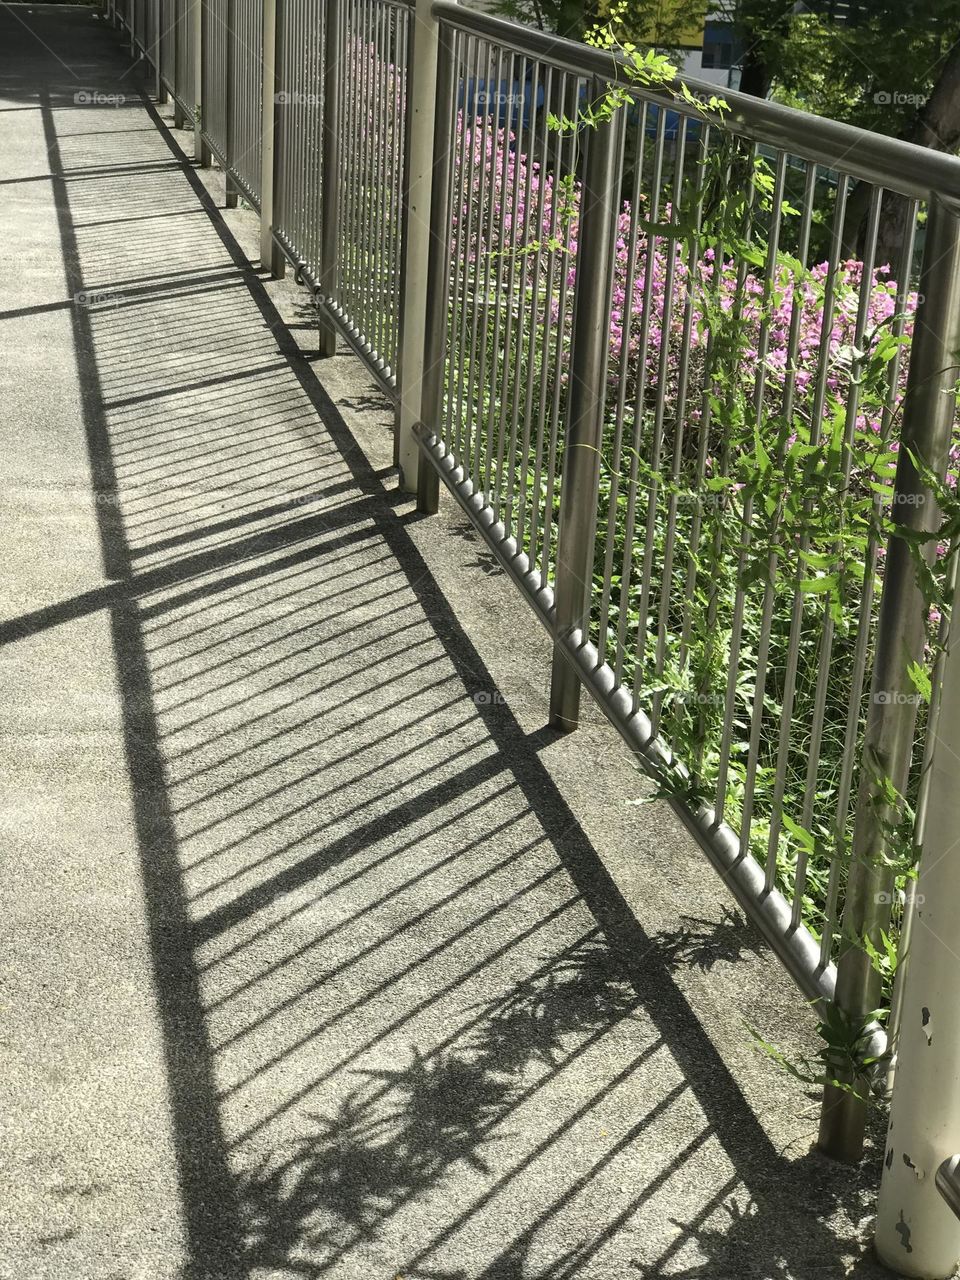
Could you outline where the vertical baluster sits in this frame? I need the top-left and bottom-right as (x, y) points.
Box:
(548, 86), (623, 732)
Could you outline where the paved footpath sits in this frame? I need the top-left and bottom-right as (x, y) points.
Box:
(0, 7), (892, 1279)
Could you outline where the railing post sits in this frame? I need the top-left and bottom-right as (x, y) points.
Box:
(548, 99), (621, 733)
(818, 194), (960, 1161)
(196, 0), (212, 165)
(259, 0), (284, 276)
(874, 612), (960, 1277)
(172, 0), (186, 128)
(193, 0), (207, 163)
(413, 18), (457, 514)
(224, 0), (238, 206)
(395, 0), (443, 494)
(317, 0), (342, 355)
(152, 0), (164, 102)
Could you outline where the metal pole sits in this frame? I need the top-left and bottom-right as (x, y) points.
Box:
(414, 18), (456, 515)
(224, 0), (238, 207)
(392, 5), (413, 471)
(818, 195), (960, 1161)
(936, 1158), (960, 1228)
(172, 0), (186, 128)
(874, 612), (960, 1277)
(886, 544), (960, 1096)
(196, 0), (212, 165)
(548, 99), (622, 733)
(153, 0), (164, 101)
(318, 0), (342, 355)
(270, 0), (286, 276)
(193, 0), (207, 162)
(259, 0), (283, 274)
(395, 0), (443, 492)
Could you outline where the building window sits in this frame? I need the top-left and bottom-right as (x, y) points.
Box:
(702, 21), (736, 70)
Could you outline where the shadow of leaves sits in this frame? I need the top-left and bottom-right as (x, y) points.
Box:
(236, 935), (641, 1271)
(648, 908), (766, 974)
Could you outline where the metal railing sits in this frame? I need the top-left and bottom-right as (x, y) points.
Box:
(938, 1158), (960, 1225)
(109, 0), (960, 1167)
(317, 0), (408, 379)
(159, 0), (177, 94)
(115, 0), (410, 385)
(200, 0), (263, 205)
(412, 5), (960, 1163)
(269, 0), (411, 381)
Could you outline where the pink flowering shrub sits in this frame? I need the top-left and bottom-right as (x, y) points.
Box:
(450, 119), (921, 455)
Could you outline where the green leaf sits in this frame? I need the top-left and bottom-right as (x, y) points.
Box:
(906, 660), (931, 702)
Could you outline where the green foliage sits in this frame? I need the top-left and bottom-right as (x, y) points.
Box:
(759, 4), (960, 136)
(862, 928), (901, 997)
(487, 0), (709, 50)
(546, 9), (727, 135)
(748, 1002), (888, 1103)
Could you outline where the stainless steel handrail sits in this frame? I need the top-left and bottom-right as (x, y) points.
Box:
(938, 1156), (960, 1221)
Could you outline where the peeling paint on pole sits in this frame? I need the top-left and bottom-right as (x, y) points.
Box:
(875, 468), (960, 1275)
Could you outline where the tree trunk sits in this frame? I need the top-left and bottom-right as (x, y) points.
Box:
(555, 0), (587, 41)
(732, 2), (791, 100)
(736, 47), (773, 98)
(905, 35), (960, 152)
(873, 36), (960, 267)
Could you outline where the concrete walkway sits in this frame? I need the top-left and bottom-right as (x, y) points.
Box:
(1, 7), (893, 1279)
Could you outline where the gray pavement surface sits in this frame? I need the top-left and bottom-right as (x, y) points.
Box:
(0, 7), (897, 1278)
